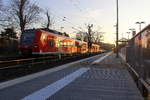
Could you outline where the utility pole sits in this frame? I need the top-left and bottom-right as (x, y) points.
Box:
(116, 0), (119, 58)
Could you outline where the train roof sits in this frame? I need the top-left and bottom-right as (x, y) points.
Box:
(23, 28), (99, 45)
(24, 28), (60, 34)
(24, 28), (82, 42)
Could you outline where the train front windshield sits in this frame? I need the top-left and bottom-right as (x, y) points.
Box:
(21, 30), (36, 46)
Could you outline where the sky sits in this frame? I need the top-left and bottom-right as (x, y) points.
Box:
(3, 0), (150, 43)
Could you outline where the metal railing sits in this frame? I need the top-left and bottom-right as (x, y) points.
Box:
(120, 46), (150, 100)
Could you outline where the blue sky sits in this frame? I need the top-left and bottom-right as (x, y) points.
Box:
(3, 0), (150, 43)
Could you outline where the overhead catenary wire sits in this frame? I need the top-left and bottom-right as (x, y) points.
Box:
(68, 0), (100, 27)
(68, 0), (92, 23)
(50, 1), (97, 32)
(45, 0), (101, 33)
(49, 9), (86, 33)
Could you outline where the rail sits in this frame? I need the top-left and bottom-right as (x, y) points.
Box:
(0, 53), (102, 70)
(0, 52), (102, 82)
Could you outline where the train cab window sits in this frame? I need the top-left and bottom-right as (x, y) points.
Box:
(49, 40), (55, 47)
(21, 30), (36, 46)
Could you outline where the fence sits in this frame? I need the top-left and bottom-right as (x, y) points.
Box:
(0, 37), (19, 56)
(120, 24), (150, 99)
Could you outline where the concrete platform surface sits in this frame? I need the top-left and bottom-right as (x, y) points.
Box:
(0, 53), (144, 100)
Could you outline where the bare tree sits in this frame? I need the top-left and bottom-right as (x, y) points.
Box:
(8, 0), (41, 33)
(0, 0), (8, 27)
(42, 9), (55, 29)
(76, 25), (93, 47)
(0, 0), (3, 23)
(76, 24), (104, 50)
(86, 24), (93, 49)
(0, 0), (4, 19)
(92, 31), (104, 44)
(76, 31), (86, 41)
(0, 0), (2, 10)
(86, 24), (104, 44)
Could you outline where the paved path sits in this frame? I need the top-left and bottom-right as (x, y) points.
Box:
(0, 53), (143, 100)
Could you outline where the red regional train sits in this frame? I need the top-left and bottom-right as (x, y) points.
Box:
(20, 29), (101, 55)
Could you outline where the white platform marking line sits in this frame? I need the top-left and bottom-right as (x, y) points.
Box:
(92, 52), (112, 64)
(22, 68), (90, 100)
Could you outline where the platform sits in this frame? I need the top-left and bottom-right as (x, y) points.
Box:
(0, 53), (144, 100)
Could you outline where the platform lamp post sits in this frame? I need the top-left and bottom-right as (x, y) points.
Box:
(126, 32), (131, 40)
(129, 28), (135, 31)
(129, 28), (136, 37)
(116, 0), (119, 58)
(136, 21), (145, 79)
(136, 22), (145, 32)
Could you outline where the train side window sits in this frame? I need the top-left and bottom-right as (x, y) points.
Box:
(59, 41), (63, 47)
(75, 43), (78, 47)
(56, 41), (59, 47)
(49, 40), (54, 47)
(76, 43), (81, 48)
(63, 42), (67, 47)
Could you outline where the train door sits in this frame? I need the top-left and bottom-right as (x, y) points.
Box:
(47, 35), (56, 53)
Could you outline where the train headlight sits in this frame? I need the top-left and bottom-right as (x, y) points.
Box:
(34, 45), (38, 48)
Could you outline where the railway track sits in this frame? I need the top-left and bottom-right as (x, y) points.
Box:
(0, 55), (28, 61)
(0, 55), (56, 69)
(0, 53), (102, 82)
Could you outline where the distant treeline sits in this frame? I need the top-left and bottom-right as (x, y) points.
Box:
(100, 42), (115, 51)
